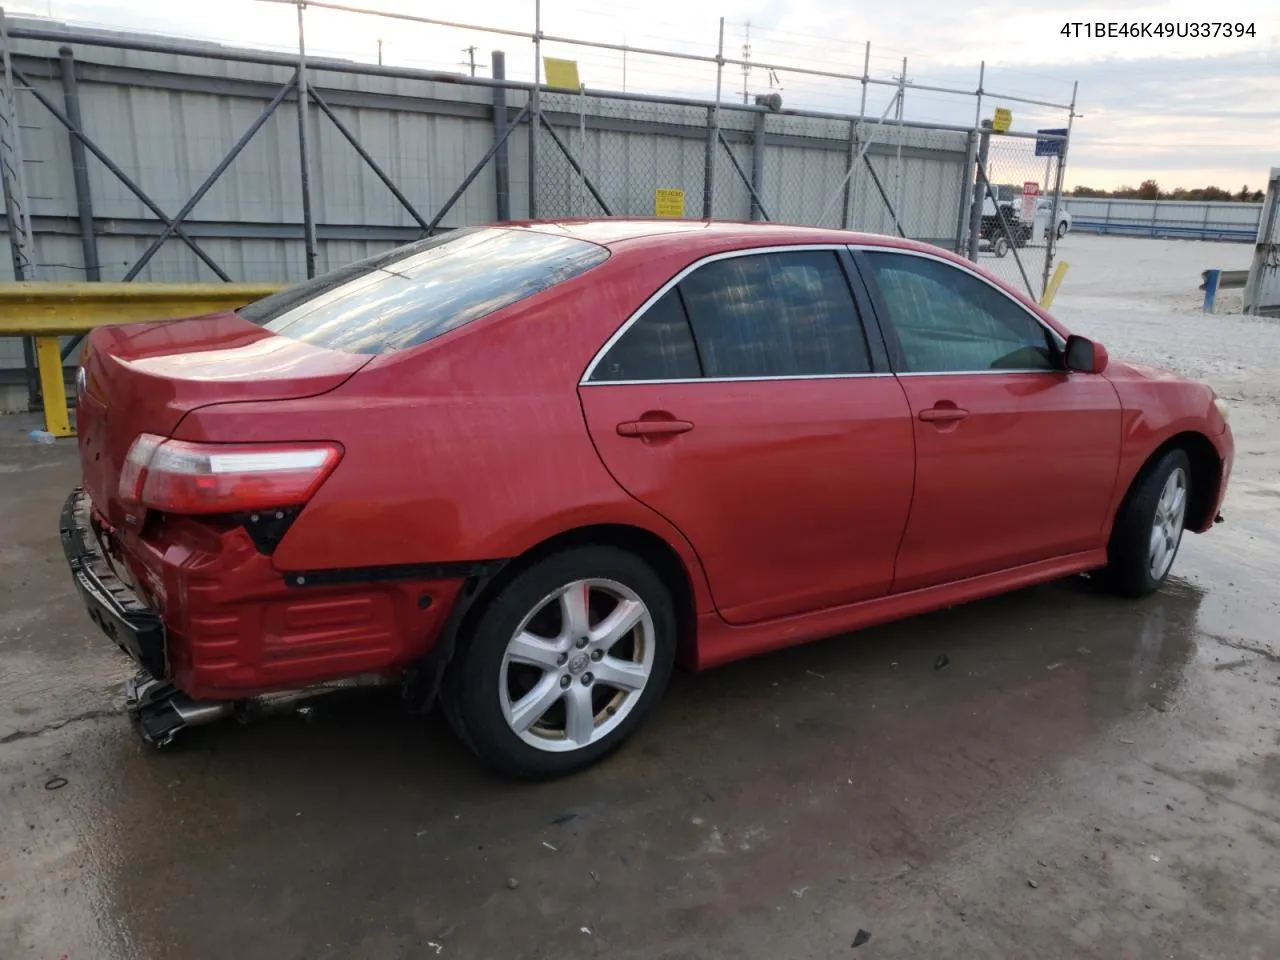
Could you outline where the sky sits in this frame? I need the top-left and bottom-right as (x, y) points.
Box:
(8, 0), (1278, 191)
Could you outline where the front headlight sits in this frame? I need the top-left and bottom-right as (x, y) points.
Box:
(1213, 396), (1230, 423)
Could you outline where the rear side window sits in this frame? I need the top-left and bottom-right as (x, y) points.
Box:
(674, 250), (872, 378)
(590, 289), (702, 382)
(239, 228), (608, 354)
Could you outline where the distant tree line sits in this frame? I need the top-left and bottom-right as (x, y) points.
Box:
(1070, 179), (1265, 202)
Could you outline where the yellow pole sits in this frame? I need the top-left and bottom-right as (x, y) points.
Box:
(1040, 260), (1069, 309)
(34, 335), (73, 438)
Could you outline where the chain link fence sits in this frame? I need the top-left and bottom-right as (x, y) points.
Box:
(0, 14), (1076, 406)
(971, 130), (1067, 301)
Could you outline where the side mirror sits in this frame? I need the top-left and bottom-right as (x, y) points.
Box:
(1064, 334), (1108, 374)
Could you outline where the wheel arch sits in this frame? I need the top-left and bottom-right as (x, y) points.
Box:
(453, 523), (700, 671)
(1120, 430), (1223, 534)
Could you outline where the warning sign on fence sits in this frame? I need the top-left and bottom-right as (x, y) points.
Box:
(654, 188), (686, 218)
(992, 107), (1012, 132)
(543, 58), (581, 90)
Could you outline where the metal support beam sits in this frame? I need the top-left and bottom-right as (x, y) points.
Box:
(425, 103), (531, 236)
(955, 128), (977, 255)
(539, 116), (613, 216)
(529, 0), (541, 218)
(295, 1), (317, 278)
(491, 50), (510, 221)
(861, 156), (905, 238)
(718, 130), (771, 222)
(0, 282), (283, 334)
(749, 110), (766, 221)
(309, 87), (429, 231)
(57, 47), (99, 283)
(10, 65), (231, 281)
(967, 122), (991, 261)
(34, 336), (71, 436)
(1, 11), (41, 409)
(841, 120), (857, 229)
(703, 17), (725, 219)
(123, 76), (297, 281)
(817, 89), (901, 227)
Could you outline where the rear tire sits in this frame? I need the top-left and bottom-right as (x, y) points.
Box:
(1099, 449), (1191, 597)
(1056, 220), (1069, 239)
(442, 546), (676, 779)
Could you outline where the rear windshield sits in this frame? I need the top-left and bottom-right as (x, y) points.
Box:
(238, 227), (608, 354)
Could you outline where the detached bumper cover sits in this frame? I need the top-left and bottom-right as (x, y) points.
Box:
(59, 488), (167, 678)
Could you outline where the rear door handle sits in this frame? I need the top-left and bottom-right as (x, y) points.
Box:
(918, 406), (970, 423)
(616, 419), (694, 437)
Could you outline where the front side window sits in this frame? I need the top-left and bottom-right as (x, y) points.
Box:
(239, 228), (608, 355)
(676, 250), (872, 378)
(863, 251), (1058, 373)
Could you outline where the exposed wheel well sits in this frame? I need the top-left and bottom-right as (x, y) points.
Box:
(453, 525), (698, 669)
(1125, 431), (1222, 533)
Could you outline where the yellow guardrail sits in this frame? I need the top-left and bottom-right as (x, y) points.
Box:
(0, 282), (284, 438)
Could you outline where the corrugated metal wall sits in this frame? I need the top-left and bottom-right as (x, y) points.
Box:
(0, 22), (973, 375)
(1064, 197), (1263, 242)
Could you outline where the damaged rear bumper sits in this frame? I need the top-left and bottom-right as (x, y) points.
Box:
(59, 488), (167, 678)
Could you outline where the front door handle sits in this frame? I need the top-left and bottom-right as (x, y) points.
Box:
(918, 405), (970, 423)
(616, 419), (694, 437)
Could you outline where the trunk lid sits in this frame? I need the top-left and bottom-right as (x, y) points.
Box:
(77, 312), (370, 526)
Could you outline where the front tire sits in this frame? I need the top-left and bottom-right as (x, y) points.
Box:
(1100, 449), (1191, 597)
(442, 546), (676, 779)
(1057, 220), (1069, 239)
(992, 235), (1010, 258)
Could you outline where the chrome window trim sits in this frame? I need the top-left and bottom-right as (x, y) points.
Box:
(895, 368), (1067, 377)
(849, 243), (1069, 359)
(580, 243), (869, 386)
(583, 372), (894, 387)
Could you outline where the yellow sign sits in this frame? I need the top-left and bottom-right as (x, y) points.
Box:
(1040, 261), (1069, 308)
(654, 188), (686, 218)
(992, 107), (1012, 133)
(543, 57), (581, 90)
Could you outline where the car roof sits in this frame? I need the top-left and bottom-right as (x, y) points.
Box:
(505, 218), (923, 252)
(499, 218), (1061, 331)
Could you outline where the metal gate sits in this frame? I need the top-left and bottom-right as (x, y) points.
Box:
(964, 124), (1071, 304)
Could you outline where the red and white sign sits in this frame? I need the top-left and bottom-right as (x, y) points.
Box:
(1021, 181), (1040, 221)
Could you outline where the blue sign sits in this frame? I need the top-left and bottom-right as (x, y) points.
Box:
(1035, 128), (1068, 157)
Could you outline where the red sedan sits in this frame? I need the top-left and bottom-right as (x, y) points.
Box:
(62, 221), (1233, 778)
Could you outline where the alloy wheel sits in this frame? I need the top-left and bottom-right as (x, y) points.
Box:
(1148, 466), (1188, 580)
(498, 578), (655, 752)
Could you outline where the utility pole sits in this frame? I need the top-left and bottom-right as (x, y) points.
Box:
(461, 45), (479, 77)
(377, 38), (383, 66)
(741, 21), (750, 104)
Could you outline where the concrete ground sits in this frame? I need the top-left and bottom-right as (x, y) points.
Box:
(3, 233), (1279, 960)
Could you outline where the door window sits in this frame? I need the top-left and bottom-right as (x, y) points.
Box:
(677, 250), (872, 378)
(863, 251), (1058, 373)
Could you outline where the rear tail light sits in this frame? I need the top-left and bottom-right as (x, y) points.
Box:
(119, 433), (342, 515)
